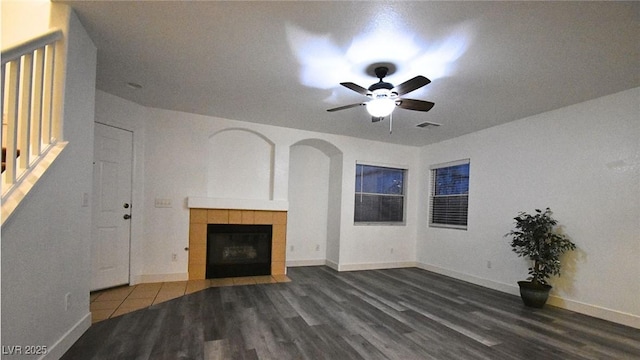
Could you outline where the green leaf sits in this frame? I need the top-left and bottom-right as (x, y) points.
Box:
(506, 208), (576, 285)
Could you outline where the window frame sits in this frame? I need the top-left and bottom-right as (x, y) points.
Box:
(429, 159), (470, 230)
(354, 162), (407, 225)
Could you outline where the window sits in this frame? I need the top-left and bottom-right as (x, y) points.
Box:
(429, 159), (470, 229)
(355, 163), (406, 223)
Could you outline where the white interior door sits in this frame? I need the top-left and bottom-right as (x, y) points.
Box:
(91, 123), (133, 291)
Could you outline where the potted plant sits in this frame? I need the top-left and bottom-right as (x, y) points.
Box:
(505, 208), (576, 308)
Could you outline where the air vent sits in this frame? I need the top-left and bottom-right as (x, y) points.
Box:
(126, 82), (143, 89)
(416, 121), (441, 128)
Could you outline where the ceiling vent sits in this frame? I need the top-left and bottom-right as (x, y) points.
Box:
(416, 121), (441, 128)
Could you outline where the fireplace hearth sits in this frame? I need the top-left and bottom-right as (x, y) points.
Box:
(206, 224), (272, 278)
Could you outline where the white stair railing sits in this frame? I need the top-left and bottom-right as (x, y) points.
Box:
(2, 29), (65, 221)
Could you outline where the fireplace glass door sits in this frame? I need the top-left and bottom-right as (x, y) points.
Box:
(206, 224), (272, 278)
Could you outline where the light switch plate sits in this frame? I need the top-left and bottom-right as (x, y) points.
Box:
(154, 198), (172, 208)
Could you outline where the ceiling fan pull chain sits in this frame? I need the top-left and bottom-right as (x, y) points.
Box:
(389, 113), (393, 134)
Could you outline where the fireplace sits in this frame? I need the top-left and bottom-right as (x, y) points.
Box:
(206, 224), (272, 278)
(188, 208), (287, 280)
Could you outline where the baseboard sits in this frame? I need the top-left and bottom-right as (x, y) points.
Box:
(289, 260), (416, 272)
(547, 295), (640, 329)
(132, 272), (189, 285)
(325, 259), (339, 271)
(43, 312), (91, 360)
(286, 259), (327, 267)
(337, 261), (417, 272)
(416, 262), (640, 329)
(416, 262), (519, 296)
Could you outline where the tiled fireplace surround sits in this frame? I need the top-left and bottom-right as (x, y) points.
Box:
(188, 208), (287, 279)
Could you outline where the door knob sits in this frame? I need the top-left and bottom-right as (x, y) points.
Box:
(123, 214), (131, 220)
(123, 203), (130, 208)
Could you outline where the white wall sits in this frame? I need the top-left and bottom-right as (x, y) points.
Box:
(287, 144), (330, 265)
(94, 90), (422, 281)
(208, 129), (274, 200)
(337, 147), (420, 270)
(417, 88), (640, 328)
(94, 78), (638, 329)
(326, 152), (343, 267)
(1, 3), (97, 357)
(1, 0), (55, 47)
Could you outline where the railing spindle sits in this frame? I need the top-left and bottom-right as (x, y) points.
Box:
(18, 54), (33, 170)
(41, 44), (54, 146)
(1, 64), (5, 152)
(4, 60), (20, 184)
(30, 47), (44, 157)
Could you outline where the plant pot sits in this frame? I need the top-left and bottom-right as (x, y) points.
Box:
(518, 281), (552, 308)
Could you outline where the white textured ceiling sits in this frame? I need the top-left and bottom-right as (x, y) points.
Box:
(57, 1), (639, 146)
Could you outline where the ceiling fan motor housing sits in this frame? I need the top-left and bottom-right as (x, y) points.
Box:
(369, 66), (395, 92)
(368, 81), (394, 92)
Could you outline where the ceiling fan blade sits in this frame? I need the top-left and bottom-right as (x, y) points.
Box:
(396, 98), (435, 112)
(327, 103), (365, 112)
(340, 82), (370, 96)
(392, 76), (431, 96)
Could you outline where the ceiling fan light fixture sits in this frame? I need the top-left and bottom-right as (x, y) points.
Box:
(366, 89), (396, 117)
(327, 66), (434, 123)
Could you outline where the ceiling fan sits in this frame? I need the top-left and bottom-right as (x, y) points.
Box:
(327, 65), (435, 132)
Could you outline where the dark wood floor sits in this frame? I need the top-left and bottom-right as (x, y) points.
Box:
(62, 266), (640, 360)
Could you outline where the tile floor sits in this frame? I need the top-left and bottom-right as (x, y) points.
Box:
(89, 274), (291, 323)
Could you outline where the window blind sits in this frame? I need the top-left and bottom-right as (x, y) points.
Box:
(429, 159), (470, 229)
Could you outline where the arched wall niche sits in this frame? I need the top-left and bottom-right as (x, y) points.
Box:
(207, 128), (275, 200)
(292, 138), (342, 157)
(288, 138), (343, 268)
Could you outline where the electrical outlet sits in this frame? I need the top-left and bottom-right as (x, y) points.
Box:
(65, 293), (71, 311)
(171, 253), (177, 262)
(487, 260), (492, 269)
(290, 245), (294, 252)
(390, 248), (394, 254)
(315, 244), (320, 251)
